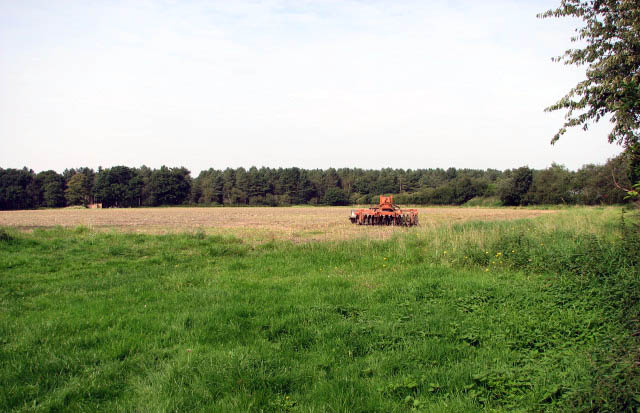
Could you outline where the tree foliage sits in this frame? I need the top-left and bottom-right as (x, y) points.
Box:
(65, 173), (92, 206)
(149, 166), (191, 206)
(93, 166), (140, 208)
(539, 0), (640, 148)
(540, 0), (640, 204)
(323, 188), (348, 206)
(0, 160), (637, 210)
(36, 170), (66, 208)
(499, 167), (534, 206)
(527, 163), (574, 204)
(0, 168), (38, 210)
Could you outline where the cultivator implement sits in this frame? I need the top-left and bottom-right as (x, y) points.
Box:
(349, 195), (418, 226)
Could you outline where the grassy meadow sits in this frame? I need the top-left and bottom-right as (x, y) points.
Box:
(0, 207), (638, 412)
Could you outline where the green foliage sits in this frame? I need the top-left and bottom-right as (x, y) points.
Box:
(575, 157), (632, 204)
(627, 143), (640, 184)
(93, 165), (141, 207)
(624, 144), (640, 205)
(323, 187), (348, 205)
(193, 168), (224, 204)
(625, 182), (639, 200)
(499, 166), (534, 206)
(1, 159), (637, 210)
(441, 210), (640, 410)
(539, 0), (640, 149)
(64, 172), (91, 206)
(527, 163), (574, 204)
(36, 170), (65, 208)
(464, 370), (534, 408)
(540, 0), (640, 206)
(0, 168), (38, 210)
(149, 166), (191, 206)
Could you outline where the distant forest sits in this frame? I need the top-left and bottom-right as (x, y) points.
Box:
(0, 155), (635, 210)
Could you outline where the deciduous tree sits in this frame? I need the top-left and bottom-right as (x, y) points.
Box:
(539, 0), (640, 201)
(149, 166), (191, 206)
(499, 167), (534, 206)
(0, 168), (37, 210)
(36, 170), (65, 208)
(65, 173), (91, 206)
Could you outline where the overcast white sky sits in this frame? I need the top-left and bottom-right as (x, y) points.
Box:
(0, 0), (624, 175)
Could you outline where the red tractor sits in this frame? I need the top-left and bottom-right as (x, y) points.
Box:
(349, 195), (418, 226)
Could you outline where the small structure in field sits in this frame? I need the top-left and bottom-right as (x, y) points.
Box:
(88, 203), (102, 209)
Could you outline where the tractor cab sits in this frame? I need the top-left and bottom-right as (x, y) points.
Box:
(378, 195), (395, 211)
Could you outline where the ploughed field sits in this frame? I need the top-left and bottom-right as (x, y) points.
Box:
(0, 206), (554, 241)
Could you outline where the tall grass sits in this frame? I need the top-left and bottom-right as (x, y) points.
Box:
(0, 207), (638, 411)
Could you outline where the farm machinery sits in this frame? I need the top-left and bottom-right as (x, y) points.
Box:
(349, 195), (418, 226)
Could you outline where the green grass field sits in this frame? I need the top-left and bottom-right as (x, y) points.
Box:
(1, 207), (638, 412)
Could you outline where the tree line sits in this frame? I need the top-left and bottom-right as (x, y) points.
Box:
(0, 156), (634, 210)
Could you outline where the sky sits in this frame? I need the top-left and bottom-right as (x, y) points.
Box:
(0, 0), (624, 175)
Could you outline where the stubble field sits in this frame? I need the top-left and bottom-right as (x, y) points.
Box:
(0, 206), (555, 241)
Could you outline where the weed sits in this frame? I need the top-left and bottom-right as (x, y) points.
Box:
(464, 369), (534, 407)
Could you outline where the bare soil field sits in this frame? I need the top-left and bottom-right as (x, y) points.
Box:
(0, 206), (555, 241)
